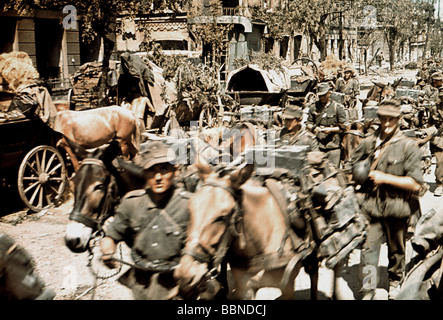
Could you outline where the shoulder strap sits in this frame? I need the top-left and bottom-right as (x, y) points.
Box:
(369, 135), (406, 171)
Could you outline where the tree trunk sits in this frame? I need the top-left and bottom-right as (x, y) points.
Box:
(313, 34), (327, 61)
(98, 36), (115, 107)
(338, 11), (344, 60)
(364, 48), (368, 75)
(385, 28), (396, 71)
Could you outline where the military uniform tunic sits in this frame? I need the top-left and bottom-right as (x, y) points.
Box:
(104, 186), (190, 300)
(306, 100), (347, 166)
(351, 129), (424, 219)
(277, 127), (319, 151)
(351, 128), (424, 288)
(106, 186), (190, 269)
(335, 77), (360, 108)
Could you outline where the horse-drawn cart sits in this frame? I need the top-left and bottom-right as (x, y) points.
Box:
(223, 64), (291, 127)
(0, 92), (69, 212)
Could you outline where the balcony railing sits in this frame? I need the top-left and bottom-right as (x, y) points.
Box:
(222, 7), (239, 16)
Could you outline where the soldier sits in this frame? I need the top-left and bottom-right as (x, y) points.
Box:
(375, 53), (384, 68)
(335, 67), (360, 109)
(430, 86), (443, 196)
(350, 99), (425, 300)
(424, 71), (443, 105)
(277, 104), (319, 151)
(306, 82), (348, 167)
(99, 141), (191, 300)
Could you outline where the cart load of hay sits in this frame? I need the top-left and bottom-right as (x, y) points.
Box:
(319, 55), (353, 81)
(0, 51), (39, 93)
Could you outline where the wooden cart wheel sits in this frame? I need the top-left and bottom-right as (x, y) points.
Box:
(292, 57), (318, 75)
(18, 145), (68, 212)
(199, 107), (214, 129)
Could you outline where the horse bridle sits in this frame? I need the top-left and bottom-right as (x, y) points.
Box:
(69, 158), (117, 233)
(183, 181), (244, 269)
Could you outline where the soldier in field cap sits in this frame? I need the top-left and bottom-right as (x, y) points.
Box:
(424, 71), (443, 104)
(100, 140), (191, 299)
(277, 104), (319, 151)
(429, 86), (443, 197)
(335, 66), (360, 109)
(349, 99), (425, 299)
(306, 82), (347, 167)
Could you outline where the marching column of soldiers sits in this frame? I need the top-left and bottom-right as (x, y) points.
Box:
(95, 62), (442, 300)
(2, 59), (443, 301)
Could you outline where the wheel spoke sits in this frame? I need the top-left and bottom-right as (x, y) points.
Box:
(29, 184), (42, 205)
(47, 183), (61, 195)
(23, 177), (39, 181)
(41, 149), (47, 173)
(38, 185), (43, 208)
(25, 161), (39, 176)
(24, 180), (40, 193)
(47, 163), (62, 176)
(45, 153), (57, 173)
(35, 151), (42, 174)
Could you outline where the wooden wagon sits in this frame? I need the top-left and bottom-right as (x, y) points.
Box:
(0, 90), (70, 212)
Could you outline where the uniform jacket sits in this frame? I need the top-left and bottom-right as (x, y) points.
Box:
(350, 128), (424, 219)
(277, 127), (319, 151)
(335, 77), (360, 99)
(306, 100), (347, 150)
(105, 186), (190, 269)
(424, 85), (440, 104)
(429, 102), (443, 149)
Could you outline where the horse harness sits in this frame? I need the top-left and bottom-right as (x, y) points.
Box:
(183, 181), (244, 274)
(183, 180), (311, 279)
(69, 158), (117, 233)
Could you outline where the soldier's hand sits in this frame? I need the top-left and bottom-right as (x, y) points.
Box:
(101, 253), (119, 269)
(368, 170), (386, 185)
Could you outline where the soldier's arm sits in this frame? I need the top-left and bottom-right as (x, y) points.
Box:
(369, 140), (424, 194)
(353, 80), (360, 97)
(368, 171), (421, 193)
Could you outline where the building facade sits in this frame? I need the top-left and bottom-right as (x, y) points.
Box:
(0, 9), (81, 80)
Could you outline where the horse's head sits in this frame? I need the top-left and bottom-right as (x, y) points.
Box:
(174, 161), (254, 297)
(365, 82), (396, 106)
(64, 141), (121, 253)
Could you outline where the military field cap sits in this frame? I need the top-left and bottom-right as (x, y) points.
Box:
(316, 82), (331, 96)
(282, 105), (303, 119)
(377, 99), (402, 118)
(344, 67), (354, 75)
(431, 71), (443, 81)
(137, 141), (177, 170)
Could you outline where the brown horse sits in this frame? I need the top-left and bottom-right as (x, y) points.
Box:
(360, 81), (397, 108)
(173, 162), (319, 300)
(341, 120), (373, 163)
(54, 106), (141, 170)
(64, 141), (145, 253)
